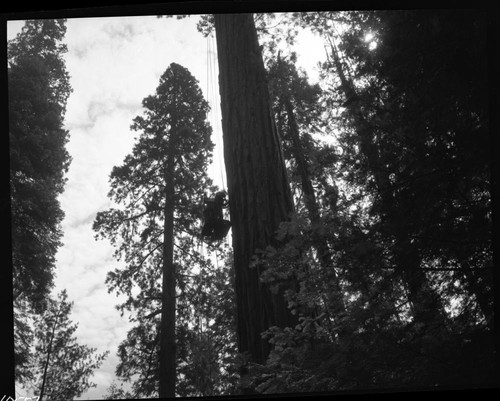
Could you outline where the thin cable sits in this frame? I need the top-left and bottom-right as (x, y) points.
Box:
(207, 34), (226, 191)
(206, 35), (210, 108)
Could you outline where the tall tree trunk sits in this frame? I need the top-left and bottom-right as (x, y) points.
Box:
(39, 310), (60, 401)
(329, 39), (446, 328)
(214, 13), (298, 365)
(282, 95), (346, 329)
(159, 140), (176, 398)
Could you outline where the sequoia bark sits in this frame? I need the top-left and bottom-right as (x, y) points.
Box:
(214, 13), (298, 364)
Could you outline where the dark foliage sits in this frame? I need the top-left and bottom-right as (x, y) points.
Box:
(29, 290), (109, 401)
(240, 9), (494, 393)
(9, 18), (72, 312)
(8, 19), (72, 384)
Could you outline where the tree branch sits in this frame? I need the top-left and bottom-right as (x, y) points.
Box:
(144, 309), (162, 320)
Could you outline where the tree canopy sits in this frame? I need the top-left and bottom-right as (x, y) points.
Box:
(9, 19), (73, 387)
(9, 18), (72, 312)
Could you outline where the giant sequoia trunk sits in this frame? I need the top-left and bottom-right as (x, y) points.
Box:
(159, 140), (176, 398)
(214, 13), (298, 364)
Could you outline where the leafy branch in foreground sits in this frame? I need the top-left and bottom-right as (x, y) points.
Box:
(25, 290), (108, 401)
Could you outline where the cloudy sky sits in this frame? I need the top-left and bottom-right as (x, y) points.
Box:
(8, 13), (325, 400)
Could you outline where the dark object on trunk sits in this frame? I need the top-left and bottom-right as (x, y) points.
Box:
(202, 191), (231, 241)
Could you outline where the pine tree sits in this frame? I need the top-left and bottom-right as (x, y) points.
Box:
(27, 290), (108, 401)
(9, 18), (72, 311)
(8, 18), (72, 384)
(93, 62), (214, 397)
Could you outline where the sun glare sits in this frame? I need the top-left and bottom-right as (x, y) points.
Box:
(364, 32), (378, 50)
